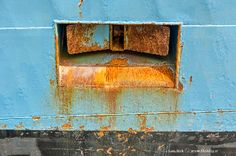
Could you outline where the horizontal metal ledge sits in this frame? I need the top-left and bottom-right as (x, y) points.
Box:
(0, 110), (235, 120)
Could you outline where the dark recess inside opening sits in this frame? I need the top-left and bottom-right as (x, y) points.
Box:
(112, 25), (125, 50)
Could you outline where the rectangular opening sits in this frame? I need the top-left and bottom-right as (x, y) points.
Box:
(111, 25), (125, 51)
(55, 23), (182, 90)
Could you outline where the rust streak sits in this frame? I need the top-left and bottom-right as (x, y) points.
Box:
(78, 0), (83, 7)
(55, 36), (60, 86)
(189, 76), (193, 84)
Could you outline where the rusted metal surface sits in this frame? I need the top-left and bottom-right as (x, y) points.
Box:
(126, 25), (170, 56)
(66, 24), (109, 54)
(52, 23), (182, 132)
(66, 24), (170, 56)
(58, 65), (175, 88)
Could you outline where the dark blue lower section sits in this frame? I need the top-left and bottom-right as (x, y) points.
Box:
(0, 131), (236, 155)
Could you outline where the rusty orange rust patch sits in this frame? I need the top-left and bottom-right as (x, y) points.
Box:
(1, 124), (7, 129)
(50, 79), (55, 86)
(79, 125), (85, 129)
(66, 24), (109, 54)
(128, 128), (138, 134)
(178, 82), (184, 92)
(136, 114), (154, 132)
(126, 25), (170, 56)
(106, 58), (128, 66)
(58, 64), (175, 88)
(32, 116), (41, 121)
(61, 123), (72, 129)
(15, 123), (24, 129)
(97, 126), (110, 138)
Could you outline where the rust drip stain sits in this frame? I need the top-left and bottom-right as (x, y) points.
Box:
(78, 0), (84, 17)
(66, 24), (109, 54)
(56, 87), (75, 114)
(55, 36), (59, 83)
(61, 123), (72, 130)
(105, 88), (121, 128)
(78, 0), (83, 7)
(137, 114), (154, 132)
(189, 76), (193, 84)
(32, 116), (41, 121)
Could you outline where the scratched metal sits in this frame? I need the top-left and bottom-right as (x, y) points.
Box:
(0, 0), (236, 132)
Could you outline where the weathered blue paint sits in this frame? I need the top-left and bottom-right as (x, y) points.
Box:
(0, 0), (236, 131)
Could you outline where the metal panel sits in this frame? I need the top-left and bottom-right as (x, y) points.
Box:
(126, 25), (170, 56)
(1, 0), (236, 27)
(66, 24), (109, 54)
(0, 1), (236, 132)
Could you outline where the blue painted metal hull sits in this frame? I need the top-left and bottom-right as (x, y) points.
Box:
(0, 0), (236, 131)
